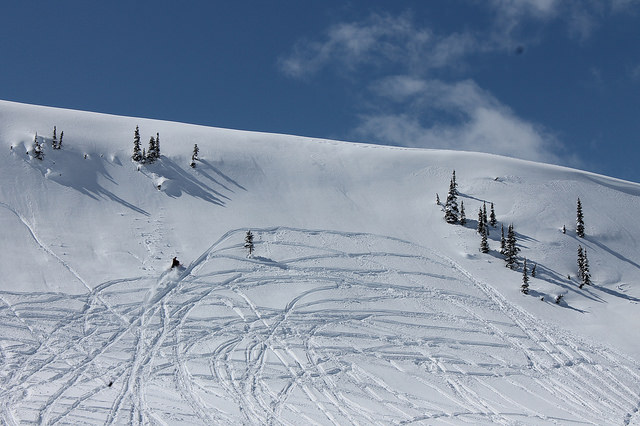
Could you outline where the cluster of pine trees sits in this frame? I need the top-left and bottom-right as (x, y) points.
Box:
(131, 126), (161, 163)
(440, 170), (592, 298)
(31, 126), (65, 160)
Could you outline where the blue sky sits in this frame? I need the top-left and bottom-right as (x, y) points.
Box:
(1, 1), (639, 182)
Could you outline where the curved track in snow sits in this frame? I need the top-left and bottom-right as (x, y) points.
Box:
(1, 227), (639, 425)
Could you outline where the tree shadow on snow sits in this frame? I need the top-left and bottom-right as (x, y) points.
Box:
(24, 147), (150, 216)
(144, 156), (246, 207)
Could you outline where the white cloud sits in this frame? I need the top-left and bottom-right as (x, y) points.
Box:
(278, 13), (485, 79)
(357, 78), (567, 164)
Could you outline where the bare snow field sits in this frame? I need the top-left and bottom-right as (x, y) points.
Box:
(1, 100), (640, 424)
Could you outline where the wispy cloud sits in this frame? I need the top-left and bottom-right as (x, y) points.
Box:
(488, 0), (639, 41)
(278, 13), (486, 79)
(357, 77), (568, 164)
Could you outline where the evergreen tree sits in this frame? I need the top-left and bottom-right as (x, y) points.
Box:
(190, 144), (199, 168)
(480, 226), (489, 253)
(576, 198), (585, 238)
(578, 245), (591, 288)
(459, 200), (466, 226)
(244, 230), (254, 255)
(477, 207), (485, 234)
(582, 248), (591, 286)
(444, 177), (459, 224)
(132, 126), (142, 162)
(531, 263), (537, 278)
(436, 193), (441, 206)
(33, 133), (44, 160)
(141, 148), (146, 163)
(482, 202), (489, 235)
(562, 225), (566, 234)
(155, 132), (160, 159)
(504, 224), (519, 269)
(577, 245), (585, 288)
(52, 126), (57, 149)
(147, 136), (157, 163)
(59, 131), (63, 149)
(500, 224), (506, 254)
(489, 202), (497, 227)
(521, 258), (529, 294)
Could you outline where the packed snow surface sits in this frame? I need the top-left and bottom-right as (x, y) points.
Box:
(0, 100), (639, 424)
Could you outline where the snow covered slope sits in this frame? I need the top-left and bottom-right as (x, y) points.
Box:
(1, 100), (639, 424)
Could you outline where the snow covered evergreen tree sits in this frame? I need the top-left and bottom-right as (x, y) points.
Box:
(52, 126), (57, 149)
(444, 177), (459, 224)
(477, 207), (485, 234)
(489, 202), (497, 227)
(460, 200), (466, 226)
(244, 230), (254, 256)
(482, 202), (489, 235)
(504, 224), (519, 269)
(58, 130), (63, 149)
(578, 245), (591, 288)
(190, 144), (199, 168)
(147, 136), (157, 163)
(436, 193), (441, 205)
(521, 258), (529, 294)
(33, 133), (43, 160)
(531, 263), (537, 278)
(576, 198), (585, 238)
(132, 126), (142, 162)
(500, 224), (506, 254)
(583, 248), (591, 286)
(155, 132), (160, 159)
(480, 227), (489, 253)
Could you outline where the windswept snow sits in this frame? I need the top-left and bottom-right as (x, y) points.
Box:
(0, 100), (639, 424)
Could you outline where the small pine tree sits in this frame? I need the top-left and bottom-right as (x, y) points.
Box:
(460, 201), (467, 225)
(505, 224), (519, 269)
(489, 202), (497, 227)
(576, 198), (585, 238)
(244, 230), (254, 255)
(444, 176), (459, 224)
(480, 227), (489, 253)
(555, 294), (563, 304)
(33, 133), (44, 160)
(577, 245), (585, 288)
(477, 207), (485, 234)
(147, 136), (157, 163)
(482, 202), (489, 235)
(52, 126), (57, 149)
(155, 132), (160, 159)
(531, 263), (537, 278)
(521, 258), (529, 294)
(562, 225), (566, 234)
(500, 224), (506, 254)
(581, 247), (591, 287)
(132, 126), (142, 162)
(58, 131), (63, 149)
(436, 193), (441, 206)
(190, 144), (199, 168)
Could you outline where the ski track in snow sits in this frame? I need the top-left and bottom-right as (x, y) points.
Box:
(1, 227), (639, 425)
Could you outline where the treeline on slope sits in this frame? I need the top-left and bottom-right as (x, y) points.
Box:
(27, 126), (65, 160)
(129, 126), (200, 169)
(438, 170), (592, 302)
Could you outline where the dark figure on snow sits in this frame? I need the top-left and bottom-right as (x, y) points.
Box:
(171, 257), (180, 268)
